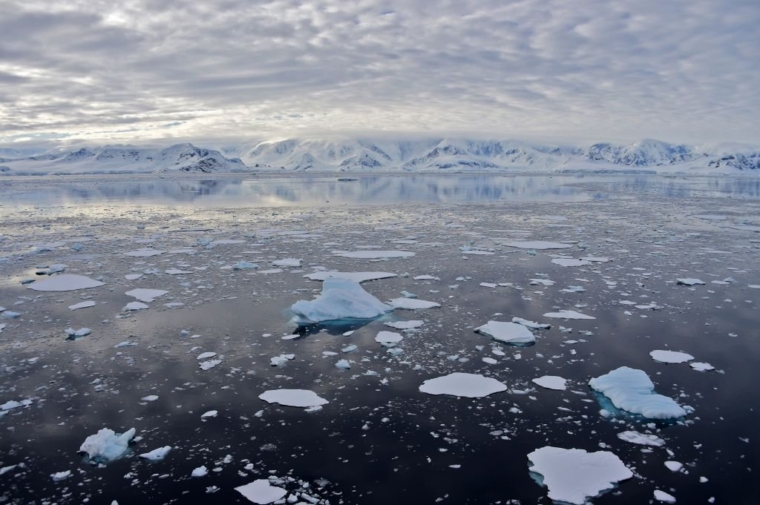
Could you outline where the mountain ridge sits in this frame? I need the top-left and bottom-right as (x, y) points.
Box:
(1, 137), (759, 174)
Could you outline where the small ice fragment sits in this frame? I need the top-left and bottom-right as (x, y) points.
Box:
(505, 241), (573, 250)
(197, 352), (217, 360)
(51, 470), (72, 481)
(65, 327), (91, 340)
(334, 250), (414, 259)
(419, 373), (507, 398)
(654, 490), (676, 503)
(140, 446), (172, 461)
(532, 376), (567, 391)
(125, 288), (168, 303)
(385, 320), (424, 330)
(677, 278), (705, 286)
(543, 310), (595, 320)
(552, 258), (592, 267)
(201, 410), (218, 419)
(690, 362), (715, 372)
(270, 354), (295, 366)
(389, 298), (441, 310)
(512, 317), (551, 330)
(123, 301), (149, 311)
(235, 479), (288, 504)
(664, 461), (683, 472)
(335, 359), (351, 370)
(273, 258), (301, 267)
(199, 359), (222, 370)
(233, 261), (259, 271)
(140, 395), (159, 402)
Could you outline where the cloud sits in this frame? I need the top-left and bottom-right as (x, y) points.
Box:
(0, 0), (758, 144)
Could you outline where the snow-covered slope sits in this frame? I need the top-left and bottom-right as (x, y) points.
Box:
(3, 143), (246, 174)
(2, 138), (759, 174)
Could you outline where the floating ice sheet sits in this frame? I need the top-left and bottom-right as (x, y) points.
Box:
(617, 431), (666, 447)
(28, 274), (103, 292)
(527, 446), (633, 505)
(543, 310), (595, 320)
(532, 376), (567, 390)
(139, 446), (171, 461)
(259, 389), (329, 408)
(419, 372), (507, 398)
(650, 350), (694, 364)
(126, 289), (168, 303)
(389, 298), (441, 310)
(235, 479), (288, 504)
(333, 250), (415, 259)
(475, 321), (535, 345)
(589, 366), (687, 419)
(304, 271), (397, 283)
(552, 258), (592, 267)
(504, 241), (573, 250)
(291, 278), (392, 324)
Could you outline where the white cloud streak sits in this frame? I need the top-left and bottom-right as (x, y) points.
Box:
(0, 0), (758, 144)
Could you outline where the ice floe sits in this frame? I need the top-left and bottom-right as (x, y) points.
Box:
(68, 300), (96, 311)
(532, 376), (568, 391)
(654, 490), (677, 503)
(191, 466), (208, 477)
(475, 321), (535, 345)
(51, 470), (71, 481)
(512, 317), (551, 330)
(552, 258), (592, 267)
(505, 241), (573, 250)
(384, 320), (424, 330)
(650, 350), (694, 364)
(527, 446), (633, 505)
(79, 428), (136, 463)
(589, 367), (687, 419)
(676, 278), (705, 286)
(543, 310), (595, 320)
(123, 302), (149, 311)
(270, 354), (295, 366)
(617, 431), (666, 447)
(139, 446), (171, 461)
(272, 258), (301, 267)
(690, 362), (715, 372)
(126, 288), (168, 303)
(259, 389), (328, 408)
(334, 250), (415, 259)
(27, 274), (104, 292)
(375, 331), (403, 346)
(304, 271), (397, 283)
(291, 278), (392, 324)
(419, 372), (507, 398)
(235, 479), (288, 504)
(124, 248), (164, 257)
(388, 298), (441, 310)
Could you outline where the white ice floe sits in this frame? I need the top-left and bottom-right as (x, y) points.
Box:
(654, 490), (677, 503)
(335, 359), (351, 369)
(543, 310), (595, 320)
(65, 327), (91, 339)
(259, 389), (329, 408)
(413, 275), (439, 280)
(334, 250), (415, 259)
(532, 376), (568, 391)
(665, 461), (683, 472)
(270, 354), (295, 366)
(123, 302), (149, 311)
(552, 258), (592, 267)
(273, 258), (301, 267)
(165, 269), (190, 275)
(1, 399), (32, 411)
(124, 248), (164, 257)
(389, 298), (441, 310)
(676, 278), (705, 286)
(589, 367), (687, 419)
(79, 428), (136, 463)
(419, 372), (507, 398)
(384, 320), (424, 330)
(527, 446), (633, 505)
(68, 300), (96, 311)
(475, 321), (536, 345)
(512, 317), (551, 330)
(140, 395), (159, 402)
(581, 256), (612, 263)
(304, 271), (397, 283)
(126, 288), (168, 303)
(505, 241), (573, 250)
(291, 278), (392, 324)
(125, 274), (143, 280)
(232, 261), (259, 271)
(650, 350), (694, 364)
(28, 274), (104, 292)
(139, 446), (172, 461)
(191, 466), (208, 477)
(201, 410), (218, 419)
(617, 431), (666, 447)
(0, 323), (6, 333)
(690, 362), (715, 372)
(235, 479), (288, 504)
(51, 470), (72, 481)
(375, 331), (403, 346)
(199, 359), (222, 371)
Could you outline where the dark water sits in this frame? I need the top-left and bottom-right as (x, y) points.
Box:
(0, 174), (759, 505)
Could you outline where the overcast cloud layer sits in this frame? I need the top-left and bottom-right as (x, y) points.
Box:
(1, 0), (758, 145)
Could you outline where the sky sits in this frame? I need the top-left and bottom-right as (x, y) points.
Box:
(1, 0), (758, 147)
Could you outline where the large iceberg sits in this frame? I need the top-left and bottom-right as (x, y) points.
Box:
(79, 428), (136, 463)
(291, 278), (392, 324)
(589, 367), (687, 419)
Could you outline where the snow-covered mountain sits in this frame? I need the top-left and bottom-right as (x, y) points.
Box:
(2, 138), (759, 174)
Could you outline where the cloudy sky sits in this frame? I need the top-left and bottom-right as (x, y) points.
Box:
(1, 0), (758, 146)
